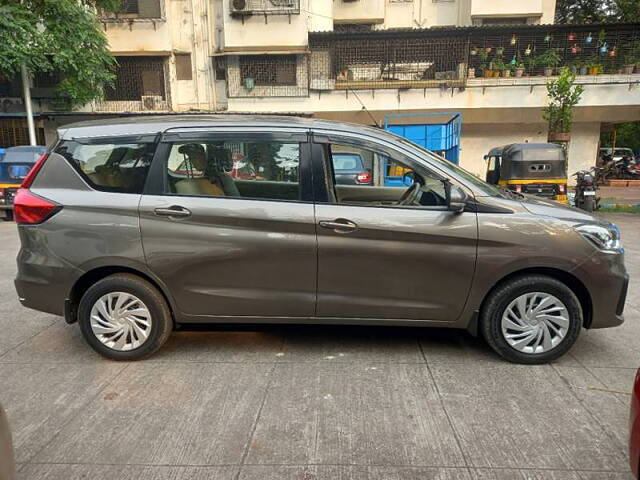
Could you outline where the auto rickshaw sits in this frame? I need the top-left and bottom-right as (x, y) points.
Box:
(0, 145), (47, 221)
(484, 143), (568, 202)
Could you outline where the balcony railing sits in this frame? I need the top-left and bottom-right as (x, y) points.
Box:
(304, 23), (640, 92)
(99, 0), (164, 21)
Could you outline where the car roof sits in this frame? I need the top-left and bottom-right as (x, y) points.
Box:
(57, 115), (390, 141)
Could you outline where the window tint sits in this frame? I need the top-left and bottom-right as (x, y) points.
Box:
(328, 142), (447, 208)
(166, 140), (301, 201)
(55, 140), (155, 194)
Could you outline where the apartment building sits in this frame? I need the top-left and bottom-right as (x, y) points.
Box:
(1, 0), (639, 178)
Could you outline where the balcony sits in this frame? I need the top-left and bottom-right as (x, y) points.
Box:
(99, 0), (164, 24)
(226, 54), (308, 98)
(305, 23), (640, 92)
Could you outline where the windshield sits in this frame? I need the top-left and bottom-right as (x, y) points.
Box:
(394, 137), (506, 197)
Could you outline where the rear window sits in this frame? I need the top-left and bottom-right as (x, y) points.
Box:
(55, 140), (156, 193)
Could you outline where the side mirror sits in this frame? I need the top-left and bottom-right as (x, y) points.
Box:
(445, 181), (468, 213)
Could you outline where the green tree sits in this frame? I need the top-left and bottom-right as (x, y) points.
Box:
(555, 0), (639, 23)
(544, 68), (584, 134)
(601, 123), (640, 154)
(0, 0), (120, 107)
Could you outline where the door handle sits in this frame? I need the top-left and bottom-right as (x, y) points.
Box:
(319, 219), (358, 233)
(154, 206), (192, 218)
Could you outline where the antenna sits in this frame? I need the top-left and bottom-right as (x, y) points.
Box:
(348, 88), (381, 128)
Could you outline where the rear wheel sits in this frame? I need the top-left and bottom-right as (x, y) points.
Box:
(78, 273), (173, 360)
(481, 275), (582, 364)
(583, 195), (595, 212)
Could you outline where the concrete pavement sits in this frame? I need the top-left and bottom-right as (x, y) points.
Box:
(0, 214), (638, 480)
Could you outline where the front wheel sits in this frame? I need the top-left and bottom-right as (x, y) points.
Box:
(481, 275), (582, 364)
(78, 273), (173, 360)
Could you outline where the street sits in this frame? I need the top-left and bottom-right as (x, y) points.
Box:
(0, 213), (638, 480)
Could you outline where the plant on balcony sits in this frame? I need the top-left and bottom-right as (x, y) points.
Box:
(544, 67), (584, 142)
(0, 0), (119, 108)
(492, 56), (508, 77)
(478, 48), (493, 78)
(622, 41), (640, 74)
(535, 48), (562, 76)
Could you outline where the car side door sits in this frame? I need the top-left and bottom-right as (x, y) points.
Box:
(139, 128), (317, 321)
(311, 131), (478, 323)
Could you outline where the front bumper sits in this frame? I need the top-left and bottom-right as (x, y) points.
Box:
(575, 250), (628, 329)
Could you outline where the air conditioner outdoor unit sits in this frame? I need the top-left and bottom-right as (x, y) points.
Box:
(141, 95), (164, 110)
(230, 0), (249, 14)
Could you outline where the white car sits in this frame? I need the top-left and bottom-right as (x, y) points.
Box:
(600, 147), (635, 161)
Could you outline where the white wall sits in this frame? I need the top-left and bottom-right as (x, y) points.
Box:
(470, 0), (543, 18)
(333, 0), (385, 24)
(459, 123), (548, 177)
(566, 122), (601, 179)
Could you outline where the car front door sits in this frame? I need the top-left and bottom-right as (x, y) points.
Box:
(139, 128), (317, 321)
(312, 133), (478, 323)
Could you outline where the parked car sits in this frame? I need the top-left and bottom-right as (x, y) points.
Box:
(13, 116), (628, 364)
(332, 152), (373, 185)
(631, 368), (640, 479)
(0, 145), (47, 221)
(0, 402), (15, 480)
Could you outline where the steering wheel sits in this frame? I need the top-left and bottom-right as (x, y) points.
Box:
(397, 181), (422, 206)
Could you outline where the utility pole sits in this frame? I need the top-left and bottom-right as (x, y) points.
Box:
(20, 64), (37, 146)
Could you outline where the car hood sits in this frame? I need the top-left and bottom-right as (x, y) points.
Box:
(519, 194), (606, 225)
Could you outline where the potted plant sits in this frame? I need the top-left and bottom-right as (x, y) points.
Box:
(514, 60), (525, 77)
(536, 48), (562, 76)
(578, 60), (588, 75)
(492, 57), (507, 77)
(478, 49), (493, 78)
(544, 67), (584, 142)
(622, 41), (639, 74)
(588, 61), (602, 75)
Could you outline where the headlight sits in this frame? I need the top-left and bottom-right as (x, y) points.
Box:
(575, 223), (623, 252)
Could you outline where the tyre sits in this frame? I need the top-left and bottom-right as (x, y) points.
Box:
(583, 195), (595, 212)
(78, 273), (173, 360)
(481, 275), (582, 364)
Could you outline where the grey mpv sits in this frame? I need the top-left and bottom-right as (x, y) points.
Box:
(14, 116), (628, 363)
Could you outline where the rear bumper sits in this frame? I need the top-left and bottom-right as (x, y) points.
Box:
(14, 226), (80, 317)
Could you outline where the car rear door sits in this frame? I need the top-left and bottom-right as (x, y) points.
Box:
(311, 131), (478, 323)
(139, 127), (317, 321)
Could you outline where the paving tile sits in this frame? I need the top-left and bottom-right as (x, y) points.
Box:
(472, 469), (582, 480)
(276, 325), (425, 364)
(33, 362), (272, 466)
(19, 464), (239, 480)
(239, 465), (473, 480)
(0, 312), (57, 359)
(552, 366), (631, 450)
(431, 364), (628, 471)
(0, 362), (126, 463)
(246, 363), (465, 467)
(149, 330), (284, 363)
(0, 321), (102, 364)
(579, 472), (635, 480)
(566, 305), (640, 368)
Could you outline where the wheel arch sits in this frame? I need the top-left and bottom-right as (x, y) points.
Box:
(478, 267), (593, 329)
(65, 266), (177, 325)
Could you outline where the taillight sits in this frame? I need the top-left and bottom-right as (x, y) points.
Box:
(356, 172), (372, 184)
(21, 153), (49, 188)
(513, 184), (522, 193)
(558, 183), (566, 194)
(13, 189), (60, 225)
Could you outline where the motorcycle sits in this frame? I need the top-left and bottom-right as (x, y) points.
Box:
(573, 169), (599, 212)
(618, 154), (640, 179)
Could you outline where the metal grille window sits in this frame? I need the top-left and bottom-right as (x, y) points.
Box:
(310, 33), (467, 89)
(0, 119), (45, 148)
(101, 0), (163, 19)
(229, 0), (300, 16)
(105, 56), (167, 101)
(240, 55), (297, 86)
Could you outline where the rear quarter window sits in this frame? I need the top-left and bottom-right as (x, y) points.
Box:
(55, 140), (156, 193)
